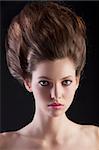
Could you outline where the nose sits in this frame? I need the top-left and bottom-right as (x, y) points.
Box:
(50, 83), (63, 100)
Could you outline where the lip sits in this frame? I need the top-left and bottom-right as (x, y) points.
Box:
(48, 103), (64, 109)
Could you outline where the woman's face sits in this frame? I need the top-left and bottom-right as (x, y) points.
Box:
(25, 58), (80, 117)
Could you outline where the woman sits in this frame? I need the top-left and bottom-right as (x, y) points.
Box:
(0, 2), (99, 150)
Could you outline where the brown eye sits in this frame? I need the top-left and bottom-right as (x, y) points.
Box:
(39, 80), (49, 86)
(62, 80), (72, 86)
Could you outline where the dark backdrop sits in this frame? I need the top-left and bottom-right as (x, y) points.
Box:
(1, 1), (99, 132)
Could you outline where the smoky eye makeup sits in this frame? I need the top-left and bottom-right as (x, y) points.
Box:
(39, 80), (50, 86)
(62, 80), (72, 86)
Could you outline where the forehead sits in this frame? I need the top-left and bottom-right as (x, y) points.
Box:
(32, 58), (76, 79)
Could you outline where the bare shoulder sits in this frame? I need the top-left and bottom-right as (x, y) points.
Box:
(80, 125), (99, 136)
(80, 125), (99, 146)
(0, 131), (20, 149)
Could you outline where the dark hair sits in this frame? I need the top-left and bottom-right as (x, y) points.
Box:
(6, 2), (86, 84)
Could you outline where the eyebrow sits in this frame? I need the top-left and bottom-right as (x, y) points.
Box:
(38, 76), (72, 80)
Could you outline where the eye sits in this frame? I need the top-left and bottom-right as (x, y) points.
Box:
(39, 80), (49, 86)
(62, 80), (72, 86)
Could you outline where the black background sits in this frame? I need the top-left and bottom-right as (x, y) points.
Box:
(1, 1), (99, 132)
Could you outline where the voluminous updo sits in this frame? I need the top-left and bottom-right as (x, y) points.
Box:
(6, 2), (86, 84)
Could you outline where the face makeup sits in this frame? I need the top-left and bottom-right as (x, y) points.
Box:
(48, 102), (64, 109)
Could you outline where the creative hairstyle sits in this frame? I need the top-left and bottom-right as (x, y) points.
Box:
(5, 2), (86, 84)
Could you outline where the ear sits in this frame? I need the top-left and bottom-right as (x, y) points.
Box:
(76, 75), (80, 90)
(24, 79), (32, 93)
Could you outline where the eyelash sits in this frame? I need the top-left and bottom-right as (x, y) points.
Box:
(39, 80), (49, 86)
(39, 80), (72, 87)
(62, 80), (72, 86)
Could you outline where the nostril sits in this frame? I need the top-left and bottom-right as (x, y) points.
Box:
(50, 93), (62, 101)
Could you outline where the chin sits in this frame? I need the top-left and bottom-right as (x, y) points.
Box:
(48, 110), (66, 118)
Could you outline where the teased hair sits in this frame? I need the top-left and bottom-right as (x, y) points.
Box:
(6, 2), (86, 84)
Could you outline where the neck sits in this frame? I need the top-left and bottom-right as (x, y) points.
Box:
(18, 110), (79, 145)
(30, 110), (74, 142)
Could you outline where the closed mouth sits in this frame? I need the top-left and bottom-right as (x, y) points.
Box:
(48, 102), (64, 107)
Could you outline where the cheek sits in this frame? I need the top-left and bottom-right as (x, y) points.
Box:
(32, 85), (50, 101)
(64, 85), (77, 101)
(63, 87), (77, 110)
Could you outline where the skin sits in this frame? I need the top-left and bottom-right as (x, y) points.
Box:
(0, 58), (99, 150)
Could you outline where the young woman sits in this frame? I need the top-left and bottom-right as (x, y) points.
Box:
(0, 2), (99, 150)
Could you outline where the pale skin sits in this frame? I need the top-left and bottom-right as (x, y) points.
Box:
(0, 58), (99, 150)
